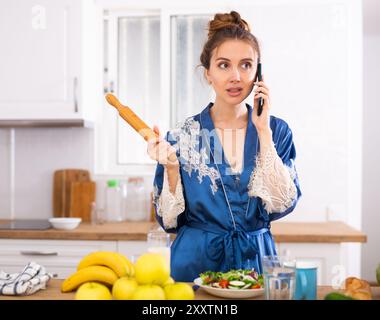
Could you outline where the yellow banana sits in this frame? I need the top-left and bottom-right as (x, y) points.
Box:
(61, 265), (118, 292)
(116, 252), (135, 277)
(77, 251), (129, 277)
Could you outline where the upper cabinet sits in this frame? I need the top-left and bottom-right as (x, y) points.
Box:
(0, 0), (102, 123)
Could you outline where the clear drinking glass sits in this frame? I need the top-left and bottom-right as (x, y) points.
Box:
(147, 227), (171, 269)
(262, 255), (296, 300)
(90, 202), (105, 225)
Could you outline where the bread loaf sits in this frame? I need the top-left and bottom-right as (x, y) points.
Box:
(344, 277), (372, 300)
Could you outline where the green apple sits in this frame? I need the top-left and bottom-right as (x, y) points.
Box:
(131, 284), (165, 300)
(134, 253), (170, 285)
(75, 282), (112, 300)
(164, 283), (195, 300)
(162, 276), (175, 286)
(112, 277), (138, 300)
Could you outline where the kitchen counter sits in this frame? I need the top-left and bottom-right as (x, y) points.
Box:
(0, 220), (366, 243)
(0, 279), (378, 300)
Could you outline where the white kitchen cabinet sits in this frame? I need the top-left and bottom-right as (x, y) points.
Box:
(0, 239), (151, 279)
(0, 237), (349, 285)
(277, 243), (342, 286)
(0, 239), (117, 279)
(0, 0), (102, 122)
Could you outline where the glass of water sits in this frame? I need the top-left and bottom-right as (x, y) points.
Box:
(262, 255), (296, 300)
(147, 227), (171, 270)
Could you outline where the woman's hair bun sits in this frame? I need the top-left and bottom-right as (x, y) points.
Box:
(207, 11), (251, 39)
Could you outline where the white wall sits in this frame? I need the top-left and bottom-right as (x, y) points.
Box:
(240, 1), (363, 226)
(361, 0), (380, 283)
(0, 128), (94, 220)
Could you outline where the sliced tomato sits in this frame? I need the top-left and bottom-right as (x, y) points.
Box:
(219, 279), (229, 288)
(203, 276), (213, 284)
(251, 284), (261, 289)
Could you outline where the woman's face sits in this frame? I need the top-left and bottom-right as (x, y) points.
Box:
(205, 39), (258, 105)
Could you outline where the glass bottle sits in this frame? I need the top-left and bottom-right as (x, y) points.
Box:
(105, 179), (124, 222)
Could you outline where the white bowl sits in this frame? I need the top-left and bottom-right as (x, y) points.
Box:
(48, 218), (82, 230)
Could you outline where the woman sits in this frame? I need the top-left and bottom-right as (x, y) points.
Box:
(148, 11), (302, 282)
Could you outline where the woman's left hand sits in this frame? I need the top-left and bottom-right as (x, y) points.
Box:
(251, 76), (272, 134)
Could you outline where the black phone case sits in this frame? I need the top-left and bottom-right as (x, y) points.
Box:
(257, 63), (263, 116)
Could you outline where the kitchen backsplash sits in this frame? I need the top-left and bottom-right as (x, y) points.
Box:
(0, 127), (155, 221)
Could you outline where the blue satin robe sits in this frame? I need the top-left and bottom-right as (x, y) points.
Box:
(153, 102), (302, 282)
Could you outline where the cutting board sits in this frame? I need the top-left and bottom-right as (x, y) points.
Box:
(150, 191), (156, 222)
(53, 169), (92, 219)
(68, 181), (96, 222)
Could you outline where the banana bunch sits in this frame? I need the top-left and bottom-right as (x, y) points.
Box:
(61, 251), (134, 293)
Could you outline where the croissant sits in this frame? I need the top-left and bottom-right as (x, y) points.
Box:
(344, 277), (372, 300)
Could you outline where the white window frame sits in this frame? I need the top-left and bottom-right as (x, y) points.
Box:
(95, 3), (230, 176)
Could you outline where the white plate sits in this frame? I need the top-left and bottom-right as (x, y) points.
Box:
(193, 277), (264, 299)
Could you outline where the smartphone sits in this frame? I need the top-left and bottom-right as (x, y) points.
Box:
(257, 62), (263, 116)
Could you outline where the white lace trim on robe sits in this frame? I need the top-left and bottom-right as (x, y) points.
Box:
(248, 142), (297, 213)
(156, 168), (185, 229)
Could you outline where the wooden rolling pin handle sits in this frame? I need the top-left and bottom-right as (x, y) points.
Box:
(105, 93), (178, 164)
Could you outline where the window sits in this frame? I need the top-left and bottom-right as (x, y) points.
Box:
(98, 8), (223, 175)
(171, 15), (214, 125)
(117, 16), (161, 165)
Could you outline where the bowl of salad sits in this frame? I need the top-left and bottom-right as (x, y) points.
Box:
(193, 269), (264, 299)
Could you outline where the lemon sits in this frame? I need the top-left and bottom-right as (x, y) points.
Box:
(112, 277), (138, 300)
(134, 253), (170, 285)
(75, 282), (112, 300)
(131, 284), (166, 300)
(164, 283), (195, 300)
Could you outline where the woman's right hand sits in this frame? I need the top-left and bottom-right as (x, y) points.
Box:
(147, 125), (179, 168)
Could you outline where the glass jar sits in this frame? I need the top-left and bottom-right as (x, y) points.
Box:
(125, 177), (149, 221)
(90, 201), (105, 225)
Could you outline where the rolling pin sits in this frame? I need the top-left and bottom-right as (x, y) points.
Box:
(105, 93), (177, 163)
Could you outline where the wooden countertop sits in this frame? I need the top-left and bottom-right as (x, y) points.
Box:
(270, 221), (367, 243)
(0, 279), (378, 300)
(0, 220), (367, 243)
(0, 220), (155, 241)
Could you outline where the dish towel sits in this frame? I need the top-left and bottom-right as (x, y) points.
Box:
(0, 262), (53, 296)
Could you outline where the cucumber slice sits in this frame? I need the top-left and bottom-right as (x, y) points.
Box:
(229, 280), (245, 287)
